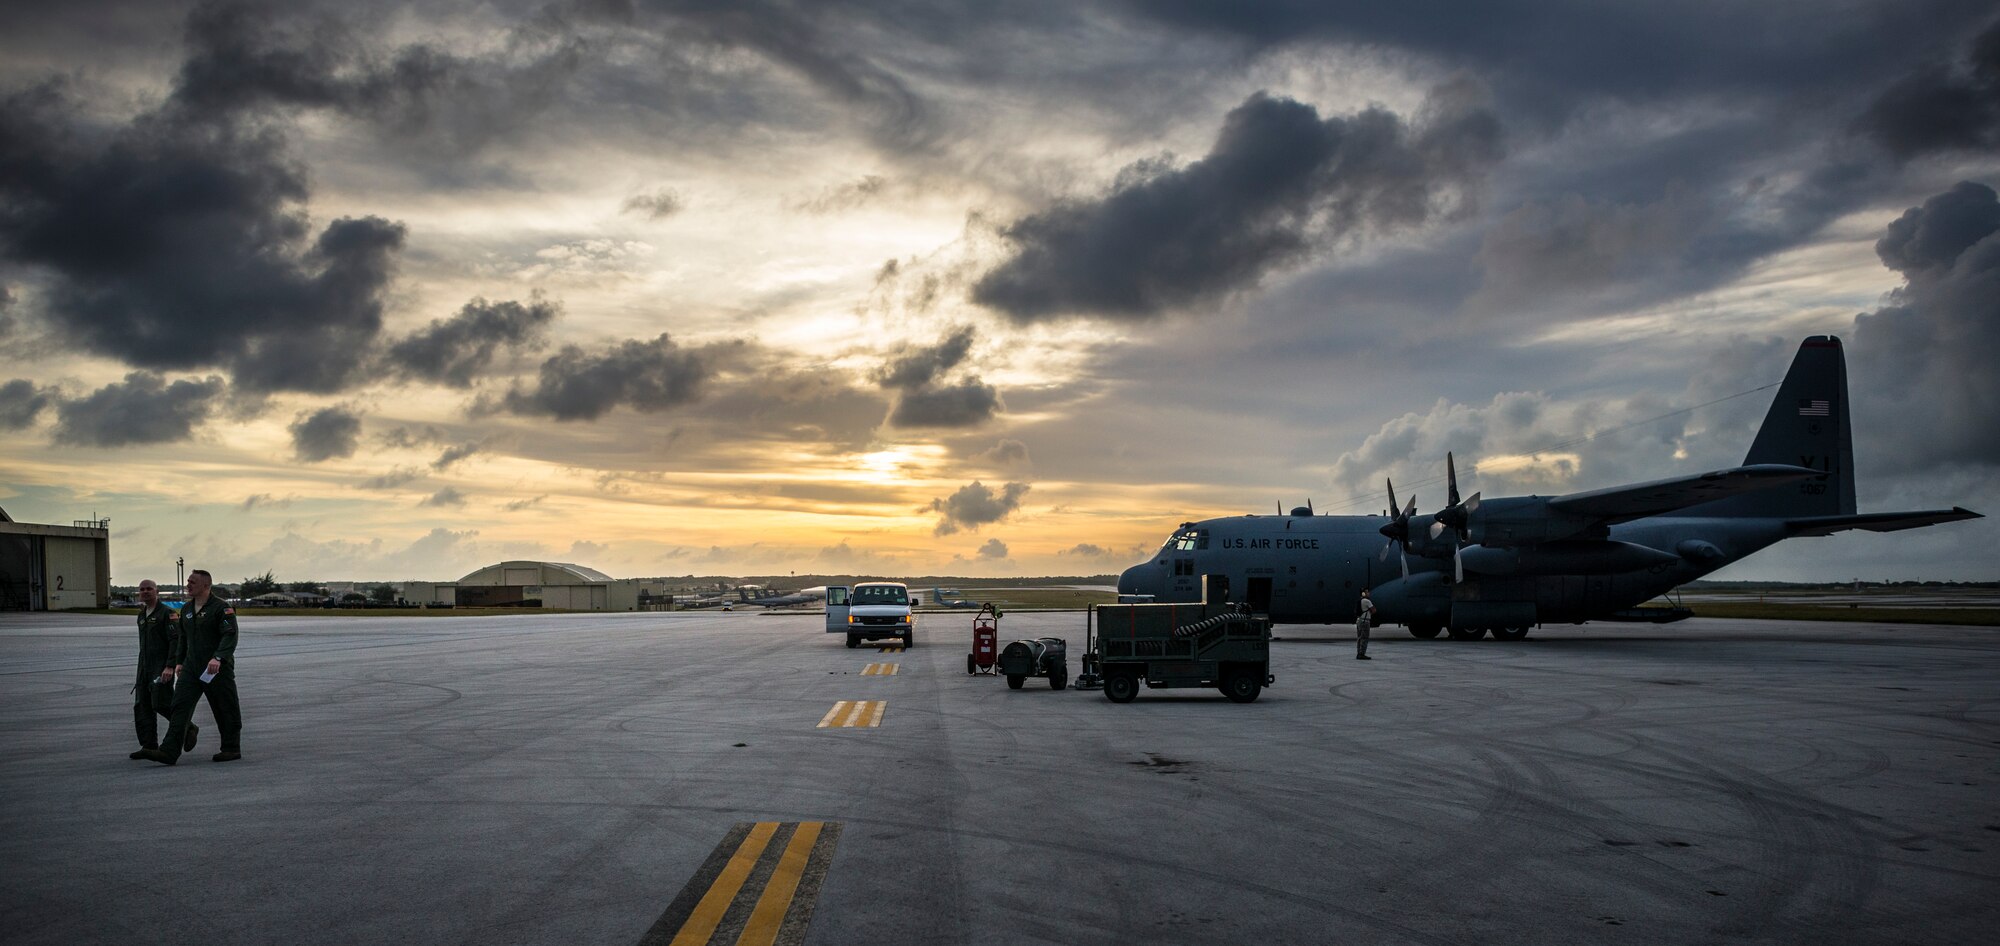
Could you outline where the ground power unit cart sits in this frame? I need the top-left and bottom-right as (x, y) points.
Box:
(1090, 601), (1273, 703)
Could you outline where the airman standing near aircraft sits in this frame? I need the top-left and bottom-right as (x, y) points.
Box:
(130, 579), (194, 759)
(1356, 588), (1374, 660)
(143, 569), (242, 765)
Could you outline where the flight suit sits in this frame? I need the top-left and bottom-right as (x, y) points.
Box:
(158, 596), (242, 761)
(132, 604), (177, 749)
(1356, 595), (1374, 659)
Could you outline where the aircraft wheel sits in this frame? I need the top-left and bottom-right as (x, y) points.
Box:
(1105, 671), (1139, 704)
(1007, 674), (1025, 690)
(1448, 626), (1487, 641)
(1491, 625), (1529, 642)
(1409, 625), (1443, 640)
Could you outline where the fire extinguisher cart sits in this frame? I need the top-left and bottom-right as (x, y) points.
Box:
(967, 603), (999, 674)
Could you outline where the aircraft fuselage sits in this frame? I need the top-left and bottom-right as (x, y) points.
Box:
(1117, 512), (1791, 629)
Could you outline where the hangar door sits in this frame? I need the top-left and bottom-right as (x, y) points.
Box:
(43, 537), (101, 609)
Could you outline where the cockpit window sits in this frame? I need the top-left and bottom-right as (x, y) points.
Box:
(852, 585), (909, 605)
(1170, 529), (1208, 551)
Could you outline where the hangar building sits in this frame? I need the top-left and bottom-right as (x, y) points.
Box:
(0, 507), (110, 611)
(452, 561), (666, 611)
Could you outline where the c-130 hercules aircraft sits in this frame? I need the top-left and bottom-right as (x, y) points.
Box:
(1116, 337), (1981, 640)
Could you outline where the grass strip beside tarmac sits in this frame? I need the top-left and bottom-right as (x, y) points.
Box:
(1688, 602), (2000, 626)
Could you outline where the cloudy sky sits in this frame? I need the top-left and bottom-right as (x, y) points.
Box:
(2, 0), (1996, 584)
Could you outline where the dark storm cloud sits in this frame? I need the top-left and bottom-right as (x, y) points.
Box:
(1134, 0), (1987, 114)
(385, 296), (559, 388)
(646, 0), (933, 149)
(52, 372), (226, 447)
(622, 188), (684, 219)
(500, 333), (713, 421)
(872, 326), (1002, 428)
(888, 381), (1002, 428)
(874, 326), (974, 389)
(930, 480), (1028, 535)
(172, 0), (588, 158)
(1853, 19), (2000, 160)
(0, 378), (52, 429)
(288, 405), (361, 462)
(973, 89), (1501, 321)
(0, 78), (406, 394)
(1851, 181), (2000, 468)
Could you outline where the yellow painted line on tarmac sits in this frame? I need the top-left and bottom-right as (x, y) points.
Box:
(664, 822), (777, 946)
(637, 822), (844, 946)
(816, 700), (885, 728)
(734, 821), (824, 946)
(860, 663), (899, 675)
(876, 644), (905, 653)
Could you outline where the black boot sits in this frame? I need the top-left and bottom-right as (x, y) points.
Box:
(183, 722), (198, 752)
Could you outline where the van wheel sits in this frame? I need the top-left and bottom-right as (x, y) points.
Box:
(846, 634), (859, 648)
(1050, 671), (1067, 691)
(1105, 672), (1138, 704)
(902, 632), (914, 648)
(1007, 674), (1024, 689)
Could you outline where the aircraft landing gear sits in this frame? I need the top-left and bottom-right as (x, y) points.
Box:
(1490, 626), (1529, 642)
(1447, 626), (1488, 641)
(1409, 624), (1443, 640)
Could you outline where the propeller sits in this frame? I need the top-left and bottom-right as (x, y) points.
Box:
(1376, 479), (1417, 579)
(1428, 452), (1482, 542)
(1420, 453), (1481, 582)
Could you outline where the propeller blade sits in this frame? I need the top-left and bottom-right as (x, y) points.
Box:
(1400, 550), (1410, 579)
(1430, 520), (1445, 539)
(1447, 452), (1461, 508)
(1385, 479), (1398, 518)
(1454, 545), (1464, 583)
(1464, 492), (1480, 515)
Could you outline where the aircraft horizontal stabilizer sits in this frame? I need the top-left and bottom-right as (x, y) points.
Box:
(1547, 464), (1822, 523)
(1784, 507), (1983, 537)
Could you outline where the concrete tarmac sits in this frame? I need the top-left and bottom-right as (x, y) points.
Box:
(2, 610), (1995, 945)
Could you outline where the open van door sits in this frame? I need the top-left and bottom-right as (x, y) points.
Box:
(824, 586), (849, 633)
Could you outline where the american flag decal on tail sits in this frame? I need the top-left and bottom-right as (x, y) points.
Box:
(1798, 399), (1830, 416)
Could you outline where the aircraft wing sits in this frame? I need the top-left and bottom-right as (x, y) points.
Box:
(1546, 464), (1823, 523)
(1785, 507), (1983, 536)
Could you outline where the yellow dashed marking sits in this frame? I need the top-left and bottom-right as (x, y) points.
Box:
(665, 822), (777, 946)
(860, 663), (899, 676)
(876, 645), (905, 653)
(639, 821), (843, 946)
(816, 700), (885, 728)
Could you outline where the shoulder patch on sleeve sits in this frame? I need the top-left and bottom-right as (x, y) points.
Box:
(223, 608), (235, 615)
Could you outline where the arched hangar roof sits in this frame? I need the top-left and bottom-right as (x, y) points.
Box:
(457, 561), (614, 586)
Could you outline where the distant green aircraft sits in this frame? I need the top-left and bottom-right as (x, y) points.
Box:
(1117, 336), (1981, 639)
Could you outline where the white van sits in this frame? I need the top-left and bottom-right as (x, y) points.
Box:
(825, 582), (915, 648)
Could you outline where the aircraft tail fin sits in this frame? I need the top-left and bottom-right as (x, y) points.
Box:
(1691, 336), (1856, 519)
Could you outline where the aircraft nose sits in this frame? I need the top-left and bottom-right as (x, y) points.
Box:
(1118, 561), (1154, 596)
